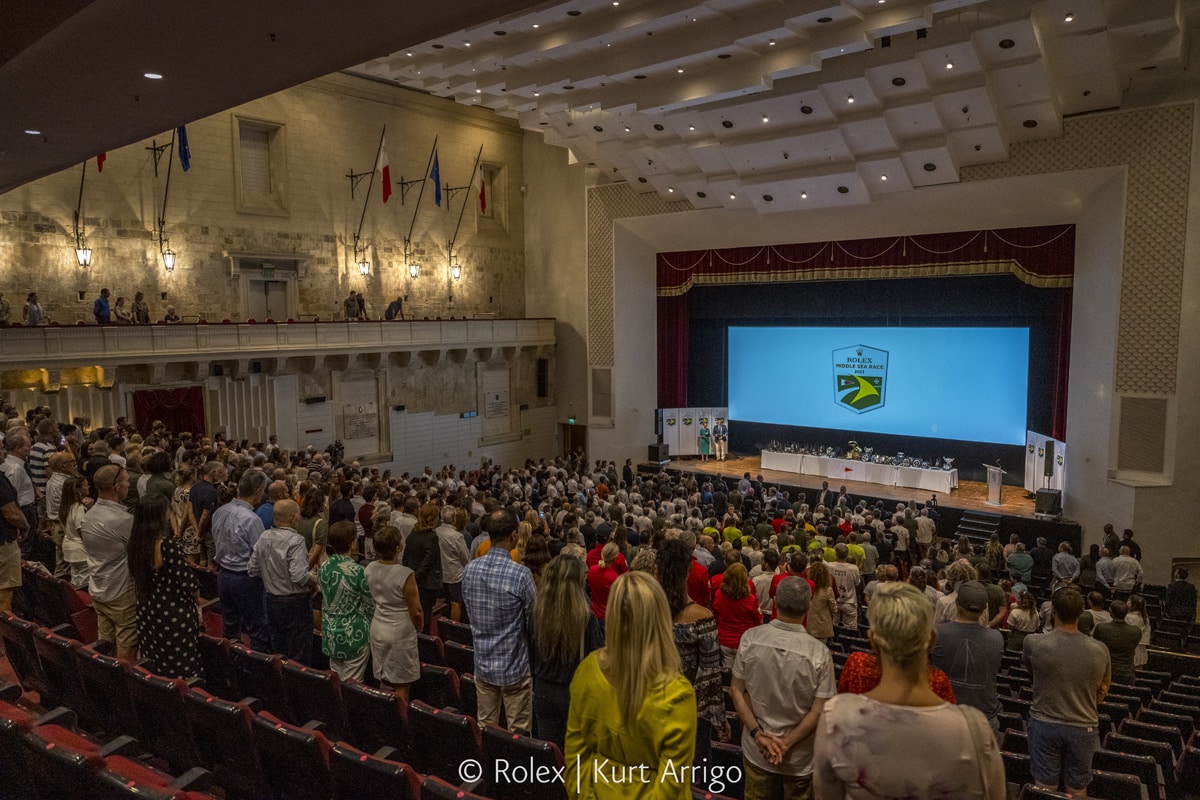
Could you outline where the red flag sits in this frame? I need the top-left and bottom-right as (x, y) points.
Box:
(479, 171), (487, 214)
(96, 152), (106, 172)
(376, 137), (391, 203)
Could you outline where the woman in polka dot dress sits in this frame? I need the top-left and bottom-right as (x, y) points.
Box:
(128, 493), (202, 679)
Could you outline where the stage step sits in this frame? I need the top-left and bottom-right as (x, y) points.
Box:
(955, 510), (1003, 545)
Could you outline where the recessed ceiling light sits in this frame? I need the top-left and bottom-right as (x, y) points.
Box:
(613, 1), (619, 5)
(464, 41), (471, 47)
(837, 186), (849, 194)
(476, 89), (482, 93)
(432, 43), (444, 49)
(847, 94), (855, 103)
(718, 53), (731, 59)
(688, 125), (696, 131)
(801, 192), (808, 199)
(144, 72), (163, 80)
(721, 120), (733, 128)
(406, 52), (413, 57)
(653, 124), (664, 131)
(1064, 12), (1074, 22)
(729, 193), (736, 200)
(532, 23), (539, 28)
(637, 177), (647, 183)
(697, 191), (707, 198)
(923, 163), (937, 171)
(624, 126), (631, 132)
(817, 16), (832, 23)
(892, 77), (906, 87)
(1022, 119), (1038, 128)
(668, 187), (675, 192)
(24, 129), (40, 135)
(945, 61), (954, 70)
(533, 92), (540, 96)
(634, 74), (647, 80)
(999, 38), (1015, 49)
(768, 39), (776, 46)
(494, 30), (506, 36)
(567, 9), (581, 16)
(880, 175), (888, 181)
(762, 115), (769, 123)
(762, 194), (773, 202)
(1082, 90), (1092, 97)
(677, 67), (684, 73)
(593, 125), (603, 132)
(563, 85), (574, 90)
(800, 105), (813, 114)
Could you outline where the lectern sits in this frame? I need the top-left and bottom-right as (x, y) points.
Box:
(984, 464), (1006, 506)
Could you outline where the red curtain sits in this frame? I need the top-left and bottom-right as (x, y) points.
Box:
(657, 293), (690, 408)
(132, 386), (206, 435)
(657, 225), (1075, 296)
(1051, 290), (1072, 441)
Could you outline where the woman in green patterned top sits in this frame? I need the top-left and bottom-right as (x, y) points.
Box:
(319, 520), (374, 680)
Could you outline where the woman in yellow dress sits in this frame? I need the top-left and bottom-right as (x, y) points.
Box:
(566, 571), (697, 800)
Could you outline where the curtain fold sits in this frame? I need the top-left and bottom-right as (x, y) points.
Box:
(657, 293), (689, 408)
(132, 386), (206, 435)
(1052, 290), (1073, 441)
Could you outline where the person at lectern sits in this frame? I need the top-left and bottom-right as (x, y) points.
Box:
(712, 418), (729, 461)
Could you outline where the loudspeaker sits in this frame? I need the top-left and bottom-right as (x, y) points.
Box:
(1044, 442), (1055, 478)
(648, 443), (669, 462)
(1035, 488), (1062, 515)
(536, 358), (548, 398)
(655, 409), (663, 436)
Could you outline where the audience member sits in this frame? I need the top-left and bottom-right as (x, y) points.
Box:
(1022, 586), (1110, 798)
(1092, 599), (1141, 683)
(80, 465), (138, 659)
(565, 571), (696, 798)
(249, 498), (315, 665)
(365, 525), (422, 700)
(1165, 568), (1196, 620)
(1110, 545), (1143, 594)
(732, 577), (834, 800)
(128, 493), (202, 678)
(531, 554), (603, 749)
(711, 562), (761, 667)
(319, 520), (374, 680)
(931, 580), (1004, 733)
(462, 507), (536, 734)
(402, 502), (443, 632)
(814, 582), (1004, 800)
(211, 468), (270, 651)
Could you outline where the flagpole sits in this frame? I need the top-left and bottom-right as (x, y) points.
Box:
(354, 125), (387, 254)
(404, 136), (438, 250)
(448, 144), (484, 256)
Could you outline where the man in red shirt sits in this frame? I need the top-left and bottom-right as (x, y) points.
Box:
(770, 552), (816, 619)
(680, 529), (712, 607)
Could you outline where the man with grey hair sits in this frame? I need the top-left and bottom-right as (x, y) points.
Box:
(212, 468), (270, 651)
(2, 430), (49, 569)
(732, 577), (835, 800)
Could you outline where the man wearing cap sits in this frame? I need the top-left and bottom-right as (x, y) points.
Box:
(713, 417), (729, 461)
(931, 580), (1004, 734)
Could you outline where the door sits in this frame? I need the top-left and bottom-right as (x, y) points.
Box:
(247, 279), (290, 321)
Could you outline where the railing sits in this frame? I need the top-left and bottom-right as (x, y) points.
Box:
(0, 317), (556, 367)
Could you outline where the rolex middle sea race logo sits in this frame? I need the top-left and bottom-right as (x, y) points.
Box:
(833, 345), (888, 414)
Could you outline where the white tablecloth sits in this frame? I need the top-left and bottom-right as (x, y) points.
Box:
(761, 451), (958, 493)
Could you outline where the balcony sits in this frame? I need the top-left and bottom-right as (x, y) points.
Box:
(0, 318), (556, 369)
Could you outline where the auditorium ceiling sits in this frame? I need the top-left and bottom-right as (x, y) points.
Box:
(1, 0), (1195, 211)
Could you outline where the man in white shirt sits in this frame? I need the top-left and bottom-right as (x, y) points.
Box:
(1111, 545), (1144, 594)
(436, 505), (471, 621)
(249, 499), (314, 664)
(826, 544), (862, 628)
(80, 465), (138, 660)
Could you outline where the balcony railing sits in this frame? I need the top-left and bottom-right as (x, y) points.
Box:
(0, 317), (556, 368)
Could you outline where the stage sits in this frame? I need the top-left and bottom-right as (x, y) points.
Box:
(654, 452), (1037, 518)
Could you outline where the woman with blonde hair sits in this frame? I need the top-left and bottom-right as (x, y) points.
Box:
(533, 555), (603, 749)
(711, 562), (760, 666)
(815, 582), (1004, 800)
(566, 571), (696, 799)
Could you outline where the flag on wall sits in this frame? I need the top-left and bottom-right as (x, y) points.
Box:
(377, 136), (392, 203)
(431, 149), (441, 207)
(177, 125), (191, 171)
(479, 169), (487, 214)
(96, 152), (106, 172)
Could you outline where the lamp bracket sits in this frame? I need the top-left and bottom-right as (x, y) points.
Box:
(345, 169), (373, 200)
(397, 176), (425, 204)
(146, 139), (172, 178)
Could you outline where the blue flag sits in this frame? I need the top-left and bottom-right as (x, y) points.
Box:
(177, 125), (191, 172)
(431, 149), (441, 207)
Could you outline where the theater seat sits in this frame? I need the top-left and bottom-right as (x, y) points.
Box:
(31, 626), (95, 726)
(1094, 749), (1165, 800)
(1001, 751), (1034, 788)
(408, 700), (482, 783)
(196, 635), (237, 699)
(418, 634), (446, 666)
(1088, 769), (1146, 800)
(1120, 720), (1184, 761)
(0, 612), (52, 699)
(329, 741), (421, 800)
(281, 661), (351, 744)
(21, 723), (106, 800)
(72, 644), (140, 741)
(341, 679), (412, 762)
(0, 697), (38, 800)
(709, 742), (745, 800)
(444, 641), (475, 676)
(230, 644), (291, 720)
(1105, 733), (1175, 787)
(184, 688), (270, 800)
(481, 724), (567, 800)
(421, 775), (492, 800)
(412, 663), (461, 711)
(1177, 746), (1200, 788)
(251, 711), (334, 800)
(437, 618), (473, 647)
(124, 666), (201, 773)
(92, 755), (215, 800)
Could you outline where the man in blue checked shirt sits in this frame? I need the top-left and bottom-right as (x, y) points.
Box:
(461, 507), (536, 734)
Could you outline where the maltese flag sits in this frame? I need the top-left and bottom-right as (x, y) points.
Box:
(377, 137), (392, 203)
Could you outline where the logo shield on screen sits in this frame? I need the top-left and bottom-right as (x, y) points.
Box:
(833, 345), (888, 414)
